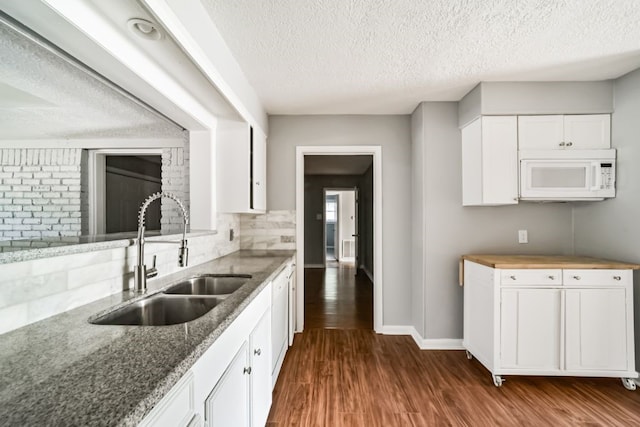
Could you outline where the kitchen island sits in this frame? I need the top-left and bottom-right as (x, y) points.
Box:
(0, 250), (294, 426)
(461, 254), (639, 389)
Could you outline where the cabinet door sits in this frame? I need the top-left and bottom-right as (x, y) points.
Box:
(271, 272), (289, 385)
(139, 372), (195, 427)
(563, 115), (610, 149)
(500, 289), (561, 370)
(206, 343), (250, 427)
(461, 116), (518, 206)
(518, 115), (564, 150)
(250, 310), (272, 427)
(565, 288), (627, 371)
(288, 265), (297, 345)
(251, 129), (267, 211)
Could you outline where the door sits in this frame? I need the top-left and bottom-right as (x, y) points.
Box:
(565, 288), (628, 371)
(288, 264), (296, 345)
(205, 343), (250, 427)
(500, 288), (561, 370)
(251, 128), (267, 211)
(250, 310), (272, 427)
(271, 271), (288, 385)
(353, 188), (359, 271)
(518, 115), (564, 150)
(563, 115), (610, 149)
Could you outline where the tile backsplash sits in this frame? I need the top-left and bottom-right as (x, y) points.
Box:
(240, 210), (296, 250)
(0, 213), (240, 335)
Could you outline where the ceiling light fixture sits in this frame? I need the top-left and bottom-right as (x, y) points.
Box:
(127, 18), (163, 41)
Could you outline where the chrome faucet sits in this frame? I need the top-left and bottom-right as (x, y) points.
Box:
(134, 192), (189, 293)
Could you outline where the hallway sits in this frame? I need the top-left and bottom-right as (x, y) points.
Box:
(304, 264), (373, 330)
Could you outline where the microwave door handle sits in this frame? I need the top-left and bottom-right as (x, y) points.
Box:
(591, 163), (601, 190)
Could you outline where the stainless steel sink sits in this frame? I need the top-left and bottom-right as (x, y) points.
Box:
(90, 294), (223, 326)
(163, 274), (251, 296)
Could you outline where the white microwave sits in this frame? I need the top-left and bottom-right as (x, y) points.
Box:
(519, 150), (616, 201)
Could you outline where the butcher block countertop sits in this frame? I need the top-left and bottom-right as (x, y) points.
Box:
(462, 254), (640, 270)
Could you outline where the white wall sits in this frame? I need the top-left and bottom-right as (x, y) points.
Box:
(337, 190), (355, 261)
(573, 68), (640, 369)
(268, 115), (412, 326)
(412, 102), (575, 340)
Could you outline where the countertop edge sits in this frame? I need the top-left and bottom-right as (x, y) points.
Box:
(461, 254), (640, 270)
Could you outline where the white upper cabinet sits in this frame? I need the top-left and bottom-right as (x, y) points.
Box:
(518, 114), (610, 150)
(461, 116), (518, 206)
(216, 119), (267, 213)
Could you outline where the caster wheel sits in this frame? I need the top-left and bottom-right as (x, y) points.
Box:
(492, 375), (504, 387)
(621, 378), (637, 391)
(465, 350), (473, 360)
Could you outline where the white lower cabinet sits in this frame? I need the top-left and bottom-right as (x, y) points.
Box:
(138, 372), (195, 427)
(139, 279), (275, 426)
(250, 310), (272, 427)
(565, 288), (628, 371)
(463, 260), (637, 389)
(271, 264), (290, 388)
(206, 343), (250, 427)
(500, 288), (561, 371)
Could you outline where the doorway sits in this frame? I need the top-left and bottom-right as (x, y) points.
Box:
(323, 189), (357, 268)
(296, 146), (383, 333)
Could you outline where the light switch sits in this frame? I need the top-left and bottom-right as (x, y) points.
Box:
(316, 213), (322, 220)
(518, 230), (528, 244)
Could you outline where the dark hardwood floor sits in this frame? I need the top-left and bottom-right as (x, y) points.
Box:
(267, 264), (640, 426)
(304, 264), (373, 330)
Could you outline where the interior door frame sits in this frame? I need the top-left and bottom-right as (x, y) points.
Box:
(296, 146), (383, 333)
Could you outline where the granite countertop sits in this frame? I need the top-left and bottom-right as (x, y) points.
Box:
(461, 254), (640, 269)
(0, 249), (295, 426)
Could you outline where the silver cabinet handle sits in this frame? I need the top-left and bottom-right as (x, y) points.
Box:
(559, 142), (566, 147)
(566, 142), (573, 147)
(573, 275), (581, 280)
(254, 348), (261, 356)
(510, 275), (516, 280)
(548, 275), (555, 280)
(613, 276), (621, 281)
(243, 367), (252, 375)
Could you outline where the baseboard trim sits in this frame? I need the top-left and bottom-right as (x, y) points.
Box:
(380, 326), (464, 350)
(379, 325), (414, 335)
(304, 264), (325, 268)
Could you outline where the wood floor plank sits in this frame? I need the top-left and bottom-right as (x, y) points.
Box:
(267, 264), (640, 425)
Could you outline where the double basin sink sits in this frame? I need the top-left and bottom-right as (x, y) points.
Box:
(90, 274), (251, 326)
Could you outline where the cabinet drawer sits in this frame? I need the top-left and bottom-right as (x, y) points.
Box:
(563, 269), (629, 286)
(500, 269), (562, 286)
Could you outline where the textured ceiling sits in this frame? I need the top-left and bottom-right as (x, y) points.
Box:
(203, 0), (640, 114)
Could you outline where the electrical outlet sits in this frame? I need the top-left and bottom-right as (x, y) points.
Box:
(518, 229), (528, 244)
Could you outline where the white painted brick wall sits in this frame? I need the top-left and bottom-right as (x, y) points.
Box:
(161, 133), (190, 233)
(0, 148), (85, 239)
